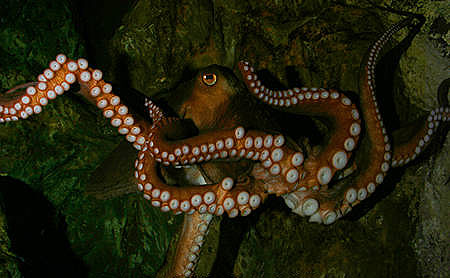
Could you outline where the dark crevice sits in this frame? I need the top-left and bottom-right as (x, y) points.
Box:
(0, 176), (88, 278)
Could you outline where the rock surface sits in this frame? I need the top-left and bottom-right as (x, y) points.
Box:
(0, 0), (448, 277)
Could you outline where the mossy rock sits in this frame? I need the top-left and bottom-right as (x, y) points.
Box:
(0, 0), (448, 277)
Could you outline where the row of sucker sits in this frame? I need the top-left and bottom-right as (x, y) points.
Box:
(144, 97), (164, 123)
(181, 213), (213, 277)
(146, 116), (308, 188)
(0, 54), (147, 151)
(392, 107), (449, 167)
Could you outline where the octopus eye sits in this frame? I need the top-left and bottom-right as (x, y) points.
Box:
(202, 73), (217, 86)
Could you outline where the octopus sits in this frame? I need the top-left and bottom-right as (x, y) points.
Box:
(1, 16), (449, 278)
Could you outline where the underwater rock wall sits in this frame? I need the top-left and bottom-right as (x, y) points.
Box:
(0, 0), (448, 277)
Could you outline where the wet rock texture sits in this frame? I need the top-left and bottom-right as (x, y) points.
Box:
(0, 0), (448, 277)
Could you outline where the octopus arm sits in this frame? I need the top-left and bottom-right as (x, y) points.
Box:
(0, 54), (149, 151)
(338, 16), (447, 214)
(390, 80), (449, 167)
(161, 212), (213, 278)
(390, 109), (448, 167)
(334, 18), (418, 215)
(357, 15), (448, 192)
(136, 140), (272, 217)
